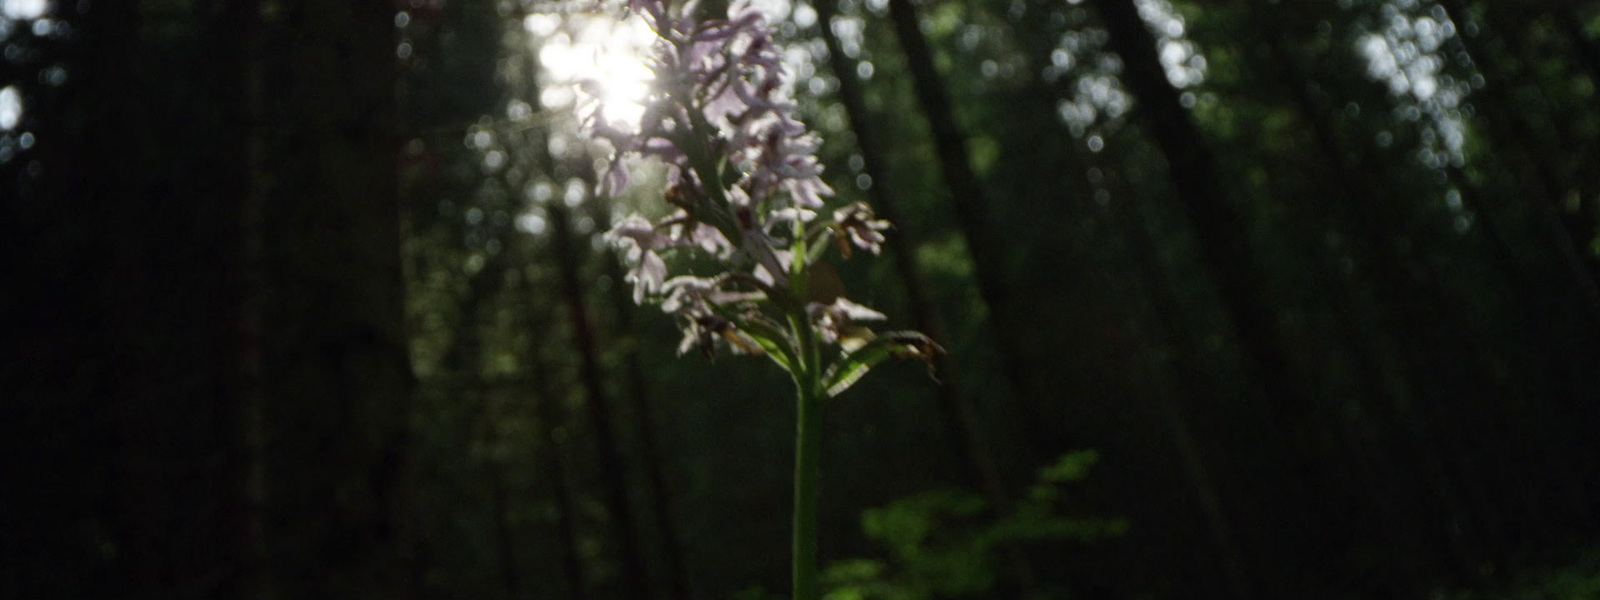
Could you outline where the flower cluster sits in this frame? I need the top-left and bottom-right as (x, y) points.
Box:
(586, 0), (936, 385)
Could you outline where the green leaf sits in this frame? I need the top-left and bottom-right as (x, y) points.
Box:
(1038, 450), (1100, 483)
(745, 328), (793, 372)
(822, 331), (944, 397)
(729, 311), (798, 374)
(807, 228), (837, 265)
(823, 339), (895, 397)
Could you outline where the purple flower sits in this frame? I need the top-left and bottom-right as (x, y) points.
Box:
(810, 298), (887, 346)
(587, 0), (913, 360)
(606, 214), (673, 303)
(832, 202), (890, 257)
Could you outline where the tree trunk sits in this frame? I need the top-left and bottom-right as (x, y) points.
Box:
(13, 1), (254, 597)
(1246, 1), (1481, 581)
(884, 0), (1045, 436)
(216, 0), (272, 597)
(527, 322), (593, 600)
(816, 0), (1009, 528)
(1437, 0), (1600, 323)
(817, 0), (1033, 590)
(593, 212), (695, 600)
(516, 27), (657, 596)
(1088, 0), (1343, 592)
(1093, 153), (1253, 600)
(256, 1), (415, 596)
(487, 419), (525, 600)
(1088, 0), (1304, 411)
(549, 202), (655, 600)
(1435, 0), (1600, 546)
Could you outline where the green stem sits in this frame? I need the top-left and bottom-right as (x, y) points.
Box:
(791, 309), (823, 600)
(792, 366), (822, 600)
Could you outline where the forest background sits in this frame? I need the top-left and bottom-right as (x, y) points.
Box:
(4, 0), (1600, 598)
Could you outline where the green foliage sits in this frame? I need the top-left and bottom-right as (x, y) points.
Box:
(823, 451), (1126, 600)
(1440, 552), (1600, 600)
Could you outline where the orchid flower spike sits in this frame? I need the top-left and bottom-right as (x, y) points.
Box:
(586, 0), (940, 388)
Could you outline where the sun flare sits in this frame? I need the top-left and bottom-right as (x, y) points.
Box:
(527, 10), (657, 131)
